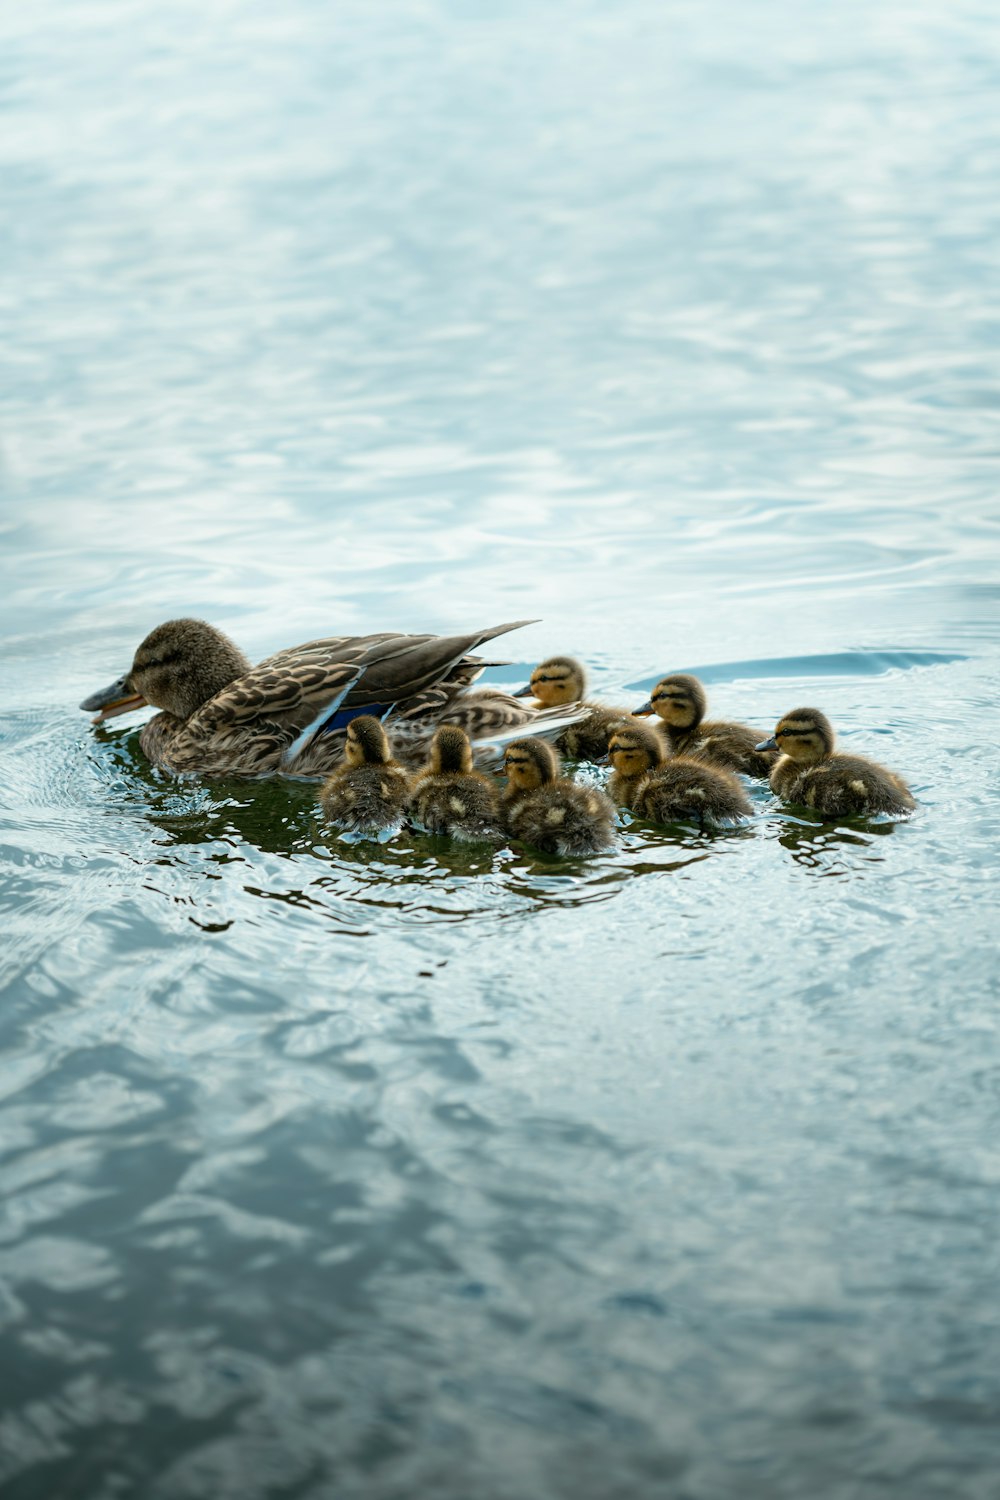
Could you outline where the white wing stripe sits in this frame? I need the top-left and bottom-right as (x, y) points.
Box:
(280, 667), (365, 771)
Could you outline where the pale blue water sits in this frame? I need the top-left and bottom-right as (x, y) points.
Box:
(2, 3), (999, 1496)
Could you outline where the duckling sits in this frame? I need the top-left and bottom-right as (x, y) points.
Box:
(606, 721), (667, 808)
(501, 737), (617, 857)
(514, 656), (634, 761)
(635, 674), (776, 778)
(318, 716), (412, 833)
(608, 724), (752, 829)
(757, 708), (916, 818)
(409, 725), (504, 843)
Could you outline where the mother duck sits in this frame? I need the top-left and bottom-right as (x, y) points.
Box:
(81, 617), (571, 777)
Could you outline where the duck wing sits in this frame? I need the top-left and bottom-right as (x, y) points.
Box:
(260, 621), (534, 706)
(143, 655), (365, 777)
(187, 659), (367, 742)
(461, 703), (596, 768)
(272, 620), (536, 771)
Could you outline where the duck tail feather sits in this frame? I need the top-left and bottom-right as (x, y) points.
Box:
(470, 706), (589, 767)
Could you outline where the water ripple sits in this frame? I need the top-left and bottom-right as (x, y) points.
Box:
(3, 0), (1000, 1496)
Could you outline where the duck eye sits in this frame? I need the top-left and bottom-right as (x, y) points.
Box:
(136, 652), (178, 671)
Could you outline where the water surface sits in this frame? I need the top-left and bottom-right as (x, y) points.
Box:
(2, 2), (1000, 1497)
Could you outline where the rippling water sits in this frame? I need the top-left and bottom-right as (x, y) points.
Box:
(2, 2), (1000, 1496)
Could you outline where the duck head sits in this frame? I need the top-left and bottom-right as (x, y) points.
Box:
(428, 724), (474, 775)
(344, 715), (394, 767)
(501, 736), (560, 791)
(514, 656), (587, 706)
(81, 618), (252, 724)
(608, 722), (665, 779)
(756, 707), (834, 764)
(634, 673), (706, 730)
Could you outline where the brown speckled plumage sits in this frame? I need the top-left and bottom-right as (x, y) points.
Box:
(82, 617), (570, 778)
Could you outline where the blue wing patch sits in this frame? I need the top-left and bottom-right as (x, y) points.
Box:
(319, 702), (396, 735)
(280, 667), (366, 770)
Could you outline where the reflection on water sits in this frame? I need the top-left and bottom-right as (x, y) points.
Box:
(2, 0), (1000, 1496)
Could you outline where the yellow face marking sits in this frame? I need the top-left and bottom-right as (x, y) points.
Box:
(530, 670), (575, 705)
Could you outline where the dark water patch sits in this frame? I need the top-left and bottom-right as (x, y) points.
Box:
(626, 648), (969, 693)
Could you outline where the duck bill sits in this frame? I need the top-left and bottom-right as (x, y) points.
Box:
(512, 684), (534, 698)
(755, 735), (778, 752)
(80, 674), (148, 724)
(633, 700), (654, 717)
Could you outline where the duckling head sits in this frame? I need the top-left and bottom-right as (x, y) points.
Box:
(501, 736), (560, 791)
(429, 724), (474, 775)
(344, 715), (394, 767)
(81, 618), (252, 723)
(608, 722), (665, 778)
(635, 673), (706, 730)
(756, 707), (834, 764)
(514, 656), (587, 707)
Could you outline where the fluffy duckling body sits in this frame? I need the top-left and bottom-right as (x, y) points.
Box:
(318, 716), (412, 833)
(758, 709), (916, 818)
(410, 725), (504, 842)
(515, 656), (632, 762)
(608, 724), (752, 829)
(501, 737), (617, 857)
(636, 674), (776, 779)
